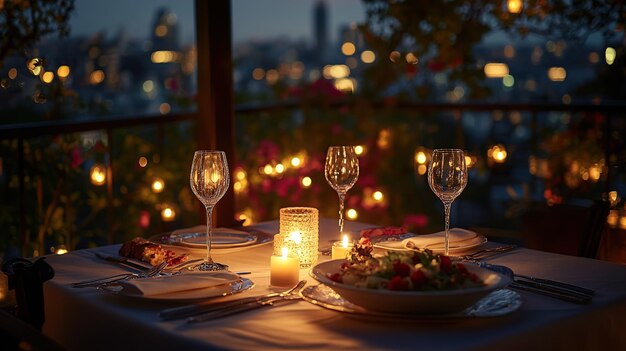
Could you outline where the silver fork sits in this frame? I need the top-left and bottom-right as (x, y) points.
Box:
(72, 261), (167, 288)
(186, 280), (307, 323)
(160, 280), (306, 320)
(456, 245), (517, 261)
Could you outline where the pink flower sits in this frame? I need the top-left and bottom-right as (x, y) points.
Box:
(256, 140), (281, 164)
(70, 147), (83, 169)
(403, 214), (428, 230)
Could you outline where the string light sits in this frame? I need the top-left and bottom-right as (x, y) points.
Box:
(607, 210), (619, 227)
(290, 156), (301, 167)
(235, 167), (247, 180)
(354, 145), (365, 155)
(341, 42), (356, 56)
(507, 0), (523, 13)
(346, 209), (358, 220)
(262, 164), (273, 175)
(608, 191), (619, 206)
(90, 164), (106, 186)
(488, 145), (508, 164)
(415, 151), (427, 165)
(161, 205), (176, 221)
(57, 65), (70, 79)
(138, 157), (148, 168)
(484, 63), (509, 78)
(373, 191), (384, 202)
(27, 58), (43, 76)
(152, 178), (164, 193)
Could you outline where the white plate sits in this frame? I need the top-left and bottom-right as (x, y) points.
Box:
(100, 277), (254, 301)
(152, 227), (274, 251)
(374, 234), (487, 253)
(179, 231), (257, 248)
(310, 260), (510, 314)
(163, 228), (257, 249)
(301, 284), (521, 320)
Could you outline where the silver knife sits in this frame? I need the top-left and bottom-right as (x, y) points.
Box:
(186, 296), (302, 323)
(515, 274), (595, 296)
(510, 280), (592, 304)
(160, 280), (306, 320)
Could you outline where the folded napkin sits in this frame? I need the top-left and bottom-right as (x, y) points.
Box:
(401, 228), (482, 250)
(116, 271), (241, 297)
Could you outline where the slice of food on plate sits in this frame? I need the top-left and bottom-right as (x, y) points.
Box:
(119, 237), (187, 266)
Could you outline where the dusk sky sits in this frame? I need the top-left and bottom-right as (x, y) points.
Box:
(69, 0), (365, 45)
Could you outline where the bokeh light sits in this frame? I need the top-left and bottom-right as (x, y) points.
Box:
(90, 164), (106, 186)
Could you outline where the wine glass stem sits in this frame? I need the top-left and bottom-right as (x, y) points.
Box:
(205, 205), (214, 264)
(338, 192), (346, 234)
(443, 202), (451, 256)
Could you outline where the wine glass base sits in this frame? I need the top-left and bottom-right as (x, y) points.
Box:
(194, 261), (229, 271)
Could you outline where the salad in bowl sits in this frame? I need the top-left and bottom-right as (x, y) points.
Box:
(310, 238), (510, 314)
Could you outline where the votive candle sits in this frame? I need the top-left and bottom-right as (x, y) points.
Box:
(278, 207), (319, 268)
(331, 234), (353, 260)
(270, 247), (300, 287)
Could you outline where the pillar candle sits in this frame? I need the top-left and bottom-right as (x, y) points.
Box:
(270, 247), (300, 287)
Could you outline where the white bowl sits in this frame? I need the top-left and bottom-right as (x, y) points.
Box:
(310, 259), (511, 314)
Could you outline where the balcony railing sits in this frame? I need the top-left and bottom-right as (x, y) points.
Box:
(1, 101), (624, 257)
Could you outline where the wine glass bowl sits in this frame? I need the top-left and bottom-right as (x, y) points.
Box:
(190, 150), (230, 271)
(325, 146), (359, 235)
(427, 149), (468, 255)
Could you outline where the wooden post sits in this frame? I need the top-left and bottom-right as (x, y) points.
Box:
(195, 0), (236, 227)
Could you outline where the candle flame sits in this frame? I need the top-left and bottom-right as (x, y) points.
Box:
(290, 231), (302, 244)
(281, 247), (288, 258)
(341, 234), (349, 248)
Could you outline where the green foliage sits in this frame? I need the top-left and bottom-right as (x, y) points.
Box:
(0, 0), (75, 67)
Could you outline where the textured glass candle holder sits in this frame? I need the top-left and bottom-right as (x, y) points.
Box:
(275, 207), (319, 268)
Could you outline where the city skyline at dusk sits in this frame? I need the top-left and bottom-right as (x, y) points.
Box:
(67, 0), (365, 45)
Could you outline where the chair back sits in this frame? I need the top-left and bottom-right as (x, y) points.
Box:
(2, 257), (55, 329)
(521, 200), (610, 259)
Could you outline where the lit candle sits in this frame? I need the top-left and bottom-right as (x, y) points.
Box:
(270, 247), (300, 287)
(331, 234), (353, 260)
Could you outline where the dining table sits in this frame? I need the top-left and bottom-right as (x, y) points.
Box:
(41, 218), (626, 350)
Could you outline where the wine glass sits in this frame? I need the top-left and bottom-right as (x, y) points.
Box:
(190, 150), (230, 271)
(427, 149), (468, 256)
(325, 146), (359, 235)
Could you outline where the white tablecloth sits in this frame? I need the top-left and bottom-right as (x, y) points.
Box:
(42, 219), (626, 350)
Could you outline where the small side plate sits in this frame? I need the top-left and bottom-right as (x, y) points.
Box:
(100, 277), (255, 301)
(300, 284), (521, 320)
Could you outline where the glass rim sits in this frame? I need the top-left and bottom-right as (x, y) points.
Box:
(194, 150), (226, 155)
(432, 148), (464, 153)
(279, 206), (319, 214)
(327, 145), (356, 149)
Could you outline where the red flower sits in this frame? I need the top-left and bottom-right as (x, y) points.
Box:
(70, 147), (83, 169)
(403, 214), (429, 230)
(393, 260), (411, 277)
(427, 59), (445, 72)
(387, 275), (409, 290)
